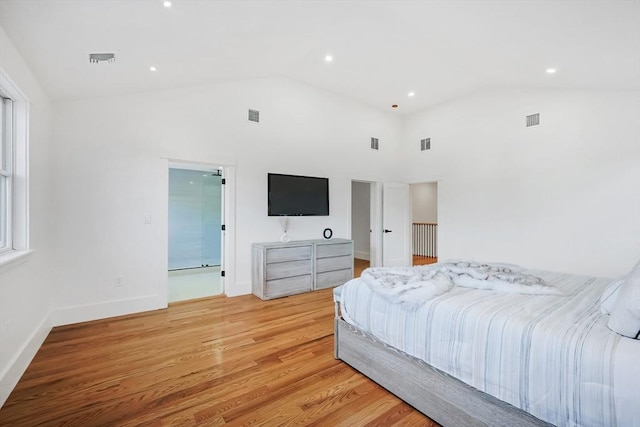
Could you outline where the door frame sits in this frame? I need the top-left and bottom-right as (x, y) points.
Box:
(161, 158), (236, 302)
(409, 180), (439, 261)
(350, 181), (410, 268)
(350, 180), (381, 267)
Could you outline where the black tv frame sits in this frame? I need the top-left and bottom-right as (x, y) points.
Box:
(267, 173), (329, 216)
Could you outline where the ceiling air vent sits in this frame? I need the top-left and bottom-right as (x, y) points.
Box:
(370, 137), (379, 150)
(89, 53), (115, 64)
(526, 113), (540, 127)
(420, 138), (431, 151)
(248, 109), (260, 123)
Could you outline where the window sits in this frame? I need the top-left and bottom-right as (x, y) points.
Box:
(0, 69), (29, 264)
(0, 95), (12, 251)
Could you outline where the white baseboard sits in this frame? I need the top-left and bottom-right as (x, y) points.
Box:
(354, 251), (370, 261)
(49, 295), (167, 327)
(0, 313), (52, 407)
(1, 295), (167, 407)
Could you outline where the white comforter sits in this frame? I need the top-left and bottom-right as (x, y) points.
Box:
(336, 268), (640, 427)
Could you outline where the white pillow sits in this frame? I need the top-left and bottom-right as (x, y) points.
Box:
(608, 260), (640, 339)
(600, 279), (624, 315)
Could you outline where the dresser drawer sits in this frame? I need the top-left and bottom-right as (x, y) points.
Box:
(266, 246), (312, 263)
(266, 275), (312, 298)
(265, 260), (312, 280)
(316, 242), (352, 258)
(316, 256), (352, 273)
(315, 269), (353, 290)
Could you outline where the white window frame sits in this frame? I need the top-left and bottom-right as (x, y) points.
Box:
(0, 68), (30, 266)
(1, 95), (12, 251)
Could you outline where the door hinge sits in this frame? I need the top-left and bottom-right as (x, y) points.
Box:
(221, 224), (226, 231)
(221, 270), (225, 277)
(221, 178), (226, 185)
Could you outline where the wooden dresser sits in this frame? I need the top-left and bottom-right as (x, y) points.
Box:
(252, 238), (354, 300)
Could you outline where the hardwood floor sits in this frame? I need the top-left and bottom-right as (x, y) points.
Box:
(0, 289), (438, 426)
(354, 258), (370, 277)
(412, 255), (438, 266)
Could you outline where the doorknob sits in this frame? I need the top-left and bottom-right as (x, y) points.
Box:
(384, 229), (392, 233)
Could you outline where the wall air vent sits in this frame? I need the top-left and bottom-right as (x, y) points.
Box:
(89, 53), (116, 64)
(248, 109), (260, 123)
(371, 137), (379, 150)
(526, 113), (540, 127)
(420, 138), (431, 151)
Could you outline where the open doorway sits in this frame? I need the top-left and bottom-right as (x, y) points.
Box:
(352, 181), (436, 275)
(410, 182), (438, 266)
(351, 181), (371, 277)
(168, 164), (224, 302)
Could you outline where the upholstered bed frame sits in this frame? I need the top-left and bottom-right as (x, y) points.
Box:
(333, 305), (552, 427)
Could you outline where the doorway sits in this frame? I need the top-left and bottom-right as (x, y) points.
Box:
(351, 181), (438, 277)
(351, 181), (371, 277)
(168, 165), (223, 302)
(410, 182), (438, 266)
(352, 181), (413, 275)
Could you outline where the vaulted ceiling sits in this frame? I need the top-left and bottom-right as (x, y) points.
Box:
(1, 0), (638, 114)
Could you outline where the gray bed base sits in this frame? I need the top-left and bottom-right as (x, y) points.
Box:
(334, 311), (552, 426)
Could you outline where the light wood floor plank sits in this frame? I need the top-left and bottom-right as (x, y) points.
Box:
(0, 288), (437, 426)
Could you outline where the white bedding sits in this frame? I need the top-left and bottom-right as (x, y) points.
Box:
(335, 268), (640, 427)
(361, 262), (562, 306)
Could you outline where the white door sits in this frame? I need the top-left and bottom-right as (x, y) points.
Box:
(382, 183), (412, 267)
(369, 182), (383, 267)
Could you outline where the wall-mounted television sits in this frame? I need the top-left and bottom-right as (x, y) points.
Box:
(268, 173), (329, 216)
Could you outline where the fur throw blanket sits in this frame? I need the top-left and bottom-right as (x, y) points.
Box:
(361, 261), (561, 305)
(360, 266), (453, 304)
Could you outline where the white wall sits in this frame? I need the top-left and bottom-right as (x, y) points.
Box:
(50, 77), (404, 322)
(0, 26), (54, 405)
(351, 181), (371, 260)
(411, 182), (437, 223)
(402, 88), (640, 278)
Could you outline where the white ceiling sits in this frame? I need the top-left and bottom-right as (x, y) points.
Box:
(1, 0), (639, 114)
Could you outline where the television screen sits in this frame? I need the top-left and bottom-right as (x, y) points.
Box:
(268, 173), (329, 216)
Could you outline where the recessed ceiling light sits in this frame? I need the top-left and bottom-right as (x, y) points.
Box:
(150, 66), (157, 72)
(408, 92), (415, 97)
(163, 1), (172, 7)
(546, 68), (557, 74)
(325, 55), (333, 62)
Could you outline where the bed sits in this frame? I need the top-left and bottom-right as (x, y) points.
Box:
(333, 261), (640, 427)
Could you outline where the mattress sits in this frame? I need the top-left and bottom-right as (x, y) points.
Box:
(335, 269), (640, 427)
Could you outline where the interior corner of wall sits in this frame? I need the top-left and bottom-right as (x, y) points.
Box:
(0, 311), (52, 407)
